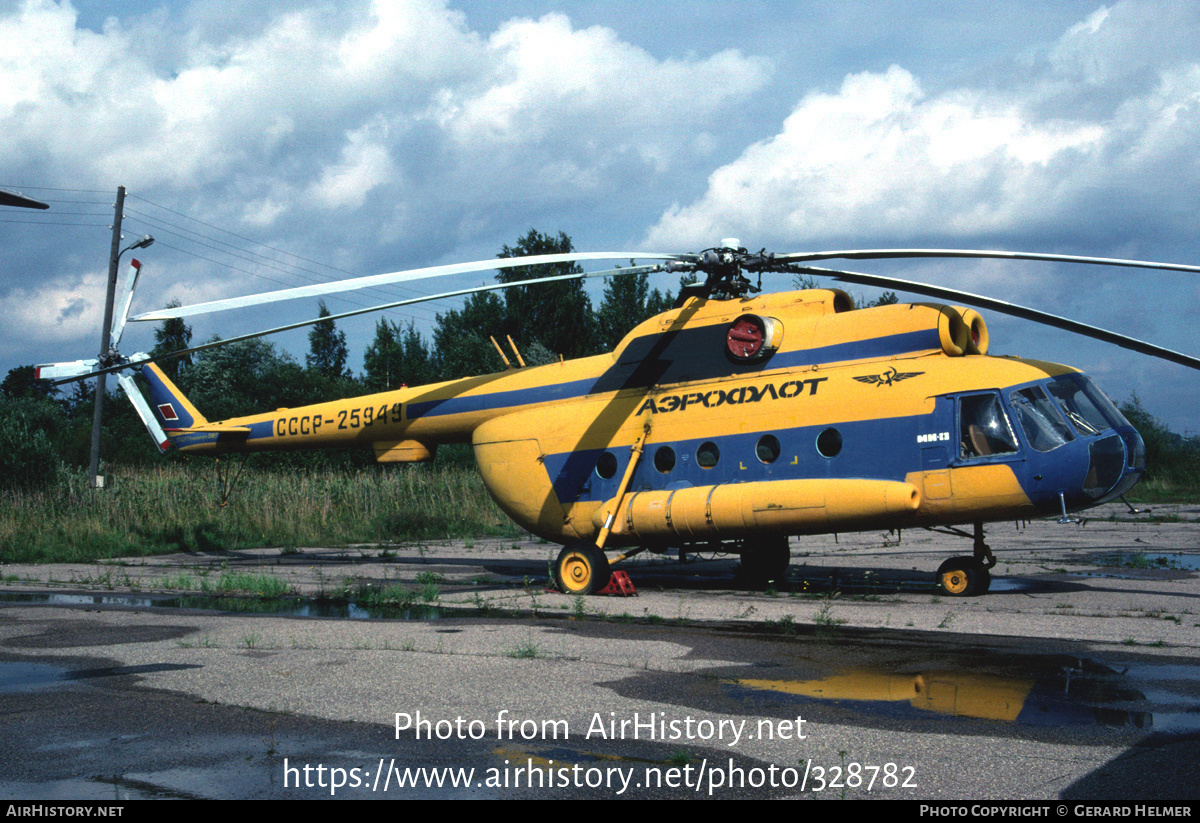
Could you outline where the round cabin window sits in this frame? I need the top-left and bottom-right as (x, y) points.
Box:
(595, 451), (618, 479)
(654, 445), (676, 473)
(816, 428), (842, 458)
(756, 434), (781, 464)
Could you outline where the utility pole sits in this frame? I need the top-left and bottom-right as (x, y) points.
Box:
(88, 186), (127, 488)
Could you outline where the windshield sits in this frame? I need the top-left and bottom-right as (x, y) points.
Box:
(1010, 386), (1074, 452)
(1047, 375), (1128, 435)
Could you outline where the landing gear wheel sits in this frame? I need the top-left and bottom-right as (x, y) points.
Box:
(741, 536), (791, 586)
(554, 541), (611, 595)
(936, 556), (989, 597)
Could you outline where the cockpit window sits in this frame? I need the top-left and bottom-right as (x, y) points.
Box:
(959, 393), (1019, 459)
(1047, 376), (1114, 435)
(1010, 386), (1074, 452)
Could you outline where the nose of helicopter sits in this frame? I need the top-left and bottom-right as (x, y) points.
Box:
(1079, 426), (1145, 504)
(1013, 373), (1147, 514)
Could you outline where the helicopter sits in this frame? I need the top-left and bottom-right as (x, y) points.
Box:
(37, 241), (1200, 597)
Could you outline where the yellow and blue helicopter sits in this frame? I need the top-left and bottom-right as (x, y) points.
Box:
(39, 243), (1200, 597)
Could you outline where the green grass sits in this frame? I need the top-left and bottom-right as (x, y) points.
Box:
(0, 462), (511, 563)
(353, 582), (421, 609)
(205, 572), (295, 598)
(1124, 477), (1200, 504)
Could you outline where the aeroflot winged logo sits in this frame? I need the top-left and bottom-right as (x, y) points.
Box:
(852, 368), (924, 387)
(637, 377), (827, 415)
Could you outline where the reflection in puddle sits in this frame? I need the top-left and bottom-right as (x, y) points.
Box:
(730, 656), (1182, 730)
(0, 590), (440, 620)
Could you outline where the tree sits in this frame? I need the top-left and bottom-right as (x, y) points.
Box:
(0, 396), (64, 490)
(432, 291), (507, 380)
(150, 300), (193, 380)
(364, 319), (434, 390)
(306, 300), (349, 380)
(497, 229), (595, 359)
(398, 321), (435, 387)
(595, 269), (655, 350)
(1, 365), (56, 401)
(363, 319), (403, 391)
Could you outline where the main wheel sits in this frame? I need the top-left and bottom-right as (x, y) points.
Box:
(553, 542), (611, 595)
(936, 556), (989, 597)
(740, 536), (791, 585)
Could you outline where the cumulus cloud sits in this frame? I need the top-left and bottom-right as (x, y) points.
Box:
(644, 1), (1200, 252)
(0, 0), (772, 366)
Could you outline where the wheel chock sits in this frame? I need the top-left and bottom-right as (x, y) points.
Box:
(597, 571), (637, 597)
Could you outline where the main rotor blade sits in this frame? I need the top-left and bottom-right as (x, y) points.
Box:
(795, 265), (1200, 372)
(0, 188), (49, 210)
(110, 258), (144, 348)
(777, 248), (1200, 275)
(133, 251), (689, 321)
(58, 263), (664, 383)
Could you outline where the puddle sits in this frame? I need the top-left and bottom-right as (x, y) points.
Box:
(0, 660), (202, 693)
(1095, 552), (1200, 571)
(0, 590), (442, 620)
(727, 655), (1200, 732)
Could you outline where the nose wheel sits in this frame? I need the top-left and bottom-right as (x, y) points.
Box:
(553, 541), (611, 595)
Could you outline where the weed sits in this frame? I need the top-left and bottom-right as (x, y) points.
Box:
(937, 611), (956, 629)
(814, 601), (845, 628)
(158, 573), (197, 591)
(201, 572), (294, 599)
(571, 596), (587, 620)
(765, 614), (798, 636)
(355, 582), (419, 609)
(668, 750), (691, 766)
(418, 582), (441, 603)
(507, 636), (541, 659)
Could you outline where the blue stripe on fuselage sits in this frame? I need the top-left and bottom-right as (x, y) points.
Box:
(405, 377), (598, 420)
(406, 329), (942, 420)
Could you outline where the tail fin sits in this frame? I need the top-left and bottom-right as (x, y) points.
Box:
(140, 362), (208, 430)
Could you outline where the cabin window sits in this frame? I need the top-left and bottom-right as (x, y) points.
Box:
(697, 441), (720, 468)
(595, 451), (618, 479)
(958, 393), (1018, 459)
(653, 446), (676, 473)
(816, 427), (842, 458)
(1010, 387), (1074, 452)
(756, 434), (781, 464)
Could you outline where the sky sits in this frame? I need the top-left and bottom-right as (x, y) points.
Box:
(2, 0), (1199, 434)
